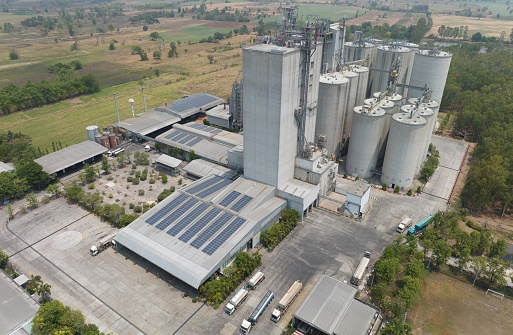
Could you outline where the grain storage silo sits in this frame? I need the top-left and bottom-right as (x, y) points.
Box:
(94, 134), (102, 144)
(376, 99), (396, 160)
(342, 71), (359, 141)
(381, 112), (427, 189)
(346, 105), (386, 178)
(86, 125), (100, 142)
(407, 49), (452, 103)
(371, 46), (411, 96)
(354, 66), (370, 106)
(408, 98), (440, 129)
(315, 73), (350, 158)
(344, 42), (377, 64)
(400, 105), (434, 172)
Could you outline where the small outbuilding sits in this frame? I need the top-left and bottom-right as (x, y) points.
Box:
(183, 159), (236, 180)
(155, 154), (182, 176)
(344, 181), (371, 219)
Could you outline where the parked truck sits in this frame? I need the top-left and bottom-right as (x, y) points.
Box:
(226, 287), (249, 315)
(90, 232), (117, 256)
(248, 270), (264, 290)
(270, 281), (302, 322)
(240, 291), (274, 334)
(407, 215), (434, 236)
(350, 251), (371, 285)
(396, 218), (413, 233)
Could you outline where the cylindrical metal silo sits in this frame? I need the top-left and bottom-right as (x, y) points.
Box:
(86, 125), (99, 142)
(344, 42), (377, 64)
(346, 106), (386, 178)
(408, 98), (440, 130)
(354, 66), (370, 106)
(108, 133), (117, 149)
(100, 136), (110, 149)
(407, 50), (452, 103)
(315, 73), (350, 159)
(381, 112), (427, 189)
(370, 46), (411, 96)
(376, 100), (396, 160)
(342, 71), (359, 141)
(94, 134), (102, 144)
(400, 105), (434, 172)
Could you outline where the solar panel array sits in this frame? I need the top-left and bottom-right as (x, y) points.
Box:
(218, 191), (241, 207)
(155, 198), (198, 230)
(187, 137), (203, 147)
(164, 130), (180, 139)
(179, 134), (195, 144)
(188, 123), (223, 134)
(167, 203), (209, 237)
(146, 193), (188, 224)
(190, 212), (233, 249)
(186, 176), (223, 194)
(178, 207), (221, 243)
(196, 179), (233, 199)
(161, 130), (204, 147)
(169, 94), (219, 113)
(230, 195), (253, 212)
(202, 217), (247, 255)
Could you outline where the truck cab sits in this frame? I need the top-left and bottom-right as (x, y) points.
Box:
(397, 218), (413, 233)
(225, 303), (235, 315)
(90, 243), (100, 256)
(240, 319), (252, 334)
(270, 309), (281, 322)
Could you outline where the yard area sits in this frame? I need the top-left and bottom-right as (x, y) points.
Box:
(409, 272), (513, 335)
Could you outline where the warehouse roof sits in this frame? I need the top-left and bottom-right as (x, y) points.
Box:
(293, 275), (378, 335)
(206, 104), (231, 121)
(34, 140), (107, 174)
(347, 181), (371, 198)
(156, 122), (243, 164)
(155, 154), (182, 169)
(0, 272), (39, 335)
(0, 161), (15, 173)
(155, 93), (223, 119)
(184, 159), (236, 179)
(115, 175), (285, 289)
(115, 111), (180, 135)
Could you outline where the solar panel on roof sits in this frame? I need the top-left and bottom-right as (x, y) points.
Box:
(210, 129), (222, 134)
(188, 123), (201, 129)
(218, 191), (241, 207)
(202, 217), (247, 255)
(179, 207), (221, 243)
(186, 176), (222, 194)
(169, 94), (219, 113)
(186, 137), (202, 147)
(196, 179), (232, 198)
(146, 193), (188, 225)
(167, 203), (209, 237)
(190, 213), (233, 249)
(155, 198), (198, 230)
(230, 195), (253, 212)
(179, 134), (195, 144)
(195, 124), (208, 130)
(172, 133), (187, 142)
(164, 130), (180, 139)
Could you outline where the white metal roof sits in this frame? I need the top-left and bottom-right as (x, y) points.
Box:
(34, 140), (107, 174)
(0, 161), (15, 173)
(347, 181), (371, 197)
(155, 154), (182, 168)
(115, 175), (285, 289)
(184, 159), (235, 179)
(115, 111), (180, 135)
(206, 104), (231, 120)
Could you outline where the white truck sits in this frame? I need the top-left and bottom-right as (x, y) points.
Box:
(350, 251), (371, 285)
(248, 270), (264, 290)
(270, 280), (302, 322)
(90, 232), (117, 256)
(396, 217), (413, 233)
(225, 287), (249, 315)
(240, 291), (274, 334)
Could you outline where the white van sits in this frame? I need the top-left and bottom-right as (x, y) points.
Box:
(397, 218), (413, 233)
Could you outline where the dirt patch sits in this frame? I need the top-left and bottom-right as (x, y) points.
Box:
(429, 14), (506, 37)
(409, 272), (513, 335)
(68, 97), (83, 104)
(0, 61), (36, 70)
(346, 10), (409, 26)
(448, 141), (475, 205)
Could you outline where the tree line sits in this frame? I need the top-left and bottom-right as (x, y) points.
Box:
(441, 44), (513, 213)
(260, 209), (301, 251)
(347, 16), (432, 43)
(0, 72), (101, 115)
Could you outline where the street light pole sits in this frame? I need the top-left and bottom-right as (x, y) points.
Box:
(113, 93), (120, 123)
(128, 98), (135, 118)
(142, 87), (147, 112)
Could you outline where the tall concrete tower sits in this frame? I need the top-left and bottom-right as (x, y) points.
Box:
(243, 44), (300, 188)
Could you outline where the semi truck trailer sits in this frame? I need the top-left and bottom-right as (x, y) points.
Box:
(90, 232), (117, 256)
(225, 287), (249, 315)
(248, 270), (264, 290)
(350, 251), (371, 285)
(240, 291), (274, 334)
(270, 280), (302, 322)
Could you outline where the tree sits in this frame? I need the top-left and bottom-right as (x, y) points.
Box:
(101, 204), (125, 224)
(143, 25), (148, 31)
(381, 319), (412, 335)
(155, 69), (160, 77)
(5, 203), (13, 218)
(16, 160), (49, 188)
(149, 32), (160, 40)
(457, 247), (471, 270)
(433, 239), (451, 268)
(373, 258), (399, 284)
(0, 247), (8, 269)
(9, 49), (19, 60)
(207, 55), (214, 64)
(65, 185), (84, 202)
(83, 192), (102, 211)
(471, 32), (483, 42)
(489, 239), (508, 258)
(0, 172), (29, 202)
(484, 258), (509, 286)
(26, 274), (42, 293)
(470, 256), (487, 281)
(107, 24), (114, 34)
(84, 164), (95, 182)
(153, 50), (161, 60)
(404, 259), (422, 278)
(37, 283), (52, 303)
(101, 156), (110, 174)
(109, 41), (115, 50)
(133, 151), (149, 165)
(26, 192), (38, 208)
(119, 213), (138, 227)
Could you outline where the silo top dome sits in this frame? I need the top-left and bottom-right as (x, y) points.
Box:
(364, 98), (379, 107)
(353, 66), (369, 73)
(393, 112), (427, 126)
(378, 100), (395, 109)
(342, 70), (358, 78)
(415, 49), (452, 58)
(345, 41), (374, 48)
(354, 105), (386, 117)
(320, 72), (350, 84)
(373, 91), (402, 102)
(400, 104), (434, 117)
(378, 45), (410, 53)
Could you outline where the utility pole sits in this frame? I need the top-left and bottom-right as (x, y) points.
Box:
(113, 93), (120, 123)
(142, 87), (147, 112)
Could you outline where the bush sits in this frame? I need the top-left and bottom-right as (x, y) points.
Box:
(407, 189), (413, 196)
(135, 171), (141, 179)
(213, 302), (220, 309)
(134, 206), (142, 213)
(138, 189), (145, 196)
(129, 203), (135, 209)
(416, 186), (422, 193)
(149, 178), (155, 184)
(394, 186), (400, 193)
(260, 209), (300, 251)
(127, 176), (133, 182)
(343, 173), (348, 178)
(382, 183), (387, 191)
(178, 178), (183, 185)
(129, 170), (135, 176)
(9, 49), (19, 60)
(192, 297), (198, 303)
(140, 173), (147, 181)
(158, 189), (172, 202)
(41, 195), (50, 203)
(132, 164), (137, 169)
(184, 291), (189, 297)
(108, 194), (113, 199)
(161, 175), (168, 183)
(88, 183), (95, 189)
(132, 178), (140, 185)
(170, 186), (175, 192)
(466, 219), (481, 230)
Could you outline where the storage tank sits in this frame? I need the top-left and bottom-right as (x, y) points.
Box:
(342, 71), (359, 141)
(373, 92), (402, 110)
(86, 126), (100, 142)
(108, 133), (117, 149)
(400, 105), (434, 172)
(94, 134), (102, 144)
(346, 105), (386, 178)
(354, 66), (370, 106)
(376, 100), (396, 160)
(344, 42), (377, 64)
(407, 49), (452, 103)
(315, 73), (350, 159)
(371, 46), (411, 96)
(408, 98), (440, 129)
(381, 112), (427, 189)
(100, 136), (111, 149)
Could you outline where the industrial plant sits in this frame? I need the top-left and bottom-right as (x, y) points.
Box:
(111, 7), (452, 290)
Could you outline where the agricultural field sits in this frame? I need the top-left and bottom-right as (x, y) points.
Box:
(409, 272), (513, 335)
(427, 14), (510, 37)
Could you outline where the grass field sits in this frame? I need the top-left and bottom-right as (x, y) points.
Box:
(409, 272), (513, 334)
(296, 4), (359, 21)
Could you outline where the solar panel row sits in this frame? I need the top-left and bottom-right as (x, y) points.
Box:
(178, 207), (221, 243)
(190, 212), (233, 249)
(188, 123), (201, 129)
(167, 203), (209, 237)
(155, 198), (198, 230)
(196, 179), (233, 199)
(218, 191), (241, 207)
(187, 137), (203, 147)
(202, 217), (247, 255)
(230, 195), (253, 212)
(170, 94), (219, 113)
(164, 130), (180, 139)
(173, 133), (188, 142)
(146, 193), (188, 224)
(179, 134), (195, 144)
(186, 176), (223, 194)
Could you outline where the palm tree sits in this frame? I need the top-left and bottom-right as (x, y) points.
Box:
(27, 274), (42, 293)
(37, 283), (52, 303)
